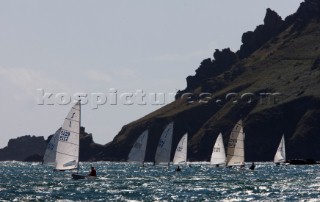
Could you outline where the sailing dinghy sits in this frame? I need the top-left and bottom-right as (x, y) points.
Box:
(128, 130), (148, 166)
(173, 133), (188, 165)
(274, 134), (286, 165)
(43, 129), (60, 166)
(154, 122), (174, 166)
(226, 120), (245, 168)
(210, 133), (226, 167)
(43, 101), (91, 179)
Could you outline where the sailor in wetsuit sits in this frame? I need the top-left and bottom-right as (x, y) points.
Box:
(89, 166), (97, 177)
(249, 162), (255, 170)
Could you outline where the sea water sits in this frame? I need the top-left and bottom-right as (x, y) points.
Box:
(0, 162), (319, 201)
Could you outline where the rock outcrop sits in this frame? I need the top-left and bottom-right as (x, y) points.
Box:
(238, 8), (284, 59)
(177, 48), (238, 98)
(0, 127), (105, 162)
(0, 136), (46, 161)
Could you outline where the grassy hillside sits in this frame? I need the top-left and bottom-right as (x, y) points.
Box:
(99, 0), (320, 162)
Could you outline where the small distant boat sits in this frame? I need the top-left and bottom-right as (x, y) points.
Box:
(210, 133), (226, 167)
(154, 122), (174, 166)
(226, 120), (245, 168)
(173, 133), (188, 165)
(274, 134), (286, 165)
(287, 159), (319, 165)
(71, 173), (97, 180)
(128, 130), (148, 166)
(43, 129), (60, 166)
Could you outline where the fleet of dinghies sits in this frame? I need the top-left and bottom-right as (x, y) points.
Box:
(127, 122), (189, 168)
(43, 101), (290, 178)
(126, 120), (246, 169)
(127, 119), (286, 170)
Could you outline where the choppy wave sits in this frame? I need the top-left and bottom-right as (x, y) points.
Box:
(0, 162), (319, 201)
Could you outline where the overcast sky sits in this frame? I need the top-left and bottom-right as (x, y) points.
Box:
(0, 0), (303, 148)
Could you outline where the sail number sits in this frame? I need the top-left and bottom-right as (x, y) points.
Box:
(158, 140), (165, 148)
(228, 140), (237, 148)
(213, 148), (220, 152)
(59, 130), (71, 142)
(48, 143), (55, 150)
(177, 146), (183, 152)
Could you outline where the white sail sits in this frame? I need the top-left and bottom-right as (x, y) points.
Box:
(154, 122), (174, 165)
(274, 134), (286, 163)
(173, 133), (188, 165)
(210, 133), (226, 165)
(55, 101), (81, 171)
(43, 129), (60, 165)
(128, 130), (148, 163)
(226, 120), (245, 166)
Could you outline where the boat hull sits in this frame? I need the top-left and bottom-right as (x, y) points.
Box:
(72, 174), (97, 180)
(287, 159), (320, 165)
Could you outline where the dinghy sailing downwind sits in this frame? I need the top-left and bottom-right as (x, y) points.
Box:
(210, 133), (226, 167)
(154, 122), (174, 167)
(128, 130), (149, 166)
(226, 120), (245, 169)
(274, 134), (286, 165)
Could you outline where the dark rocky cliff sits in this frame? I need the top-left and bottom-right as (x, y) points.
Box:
(0, 135), (47, 161)
(98, 0), (320, 162)
(0, 127), (105, 162)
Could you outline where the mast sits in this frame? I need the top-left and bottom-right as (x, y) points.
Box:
(77, 99), (81, 173)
